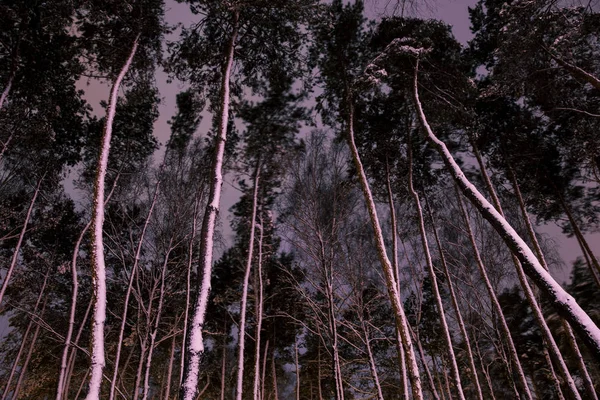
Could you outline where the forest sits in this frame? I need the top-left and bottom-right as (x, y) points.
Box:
(0, 0), (599, 399)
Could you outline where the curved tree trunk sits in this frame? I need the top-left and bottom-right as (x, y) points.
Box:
(180, 13), (238, 400)
(412, 59), (600, 361)
(86, 34), (140, 400)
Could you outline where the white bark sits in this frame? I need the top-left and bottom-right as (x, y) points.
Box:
(109, 178), (161, 400)
(86, 34), (140, 400)
(236, 164), (260, 400)
(425, 198), (484, 400)
(407, 139), (466, 400)
(412, 59), (600, 360)
(345, 93), (423, 399)
(0, 174), (45, 306)
(253, 212), (265, 400)
(0, 72), (13, 110)
(180, 12), (238, 400)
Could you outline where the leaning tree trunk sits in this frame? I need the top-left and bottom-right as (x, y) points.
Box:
(454, 186), (530, 399)
(471, 151), (580, 400)
(236, 162), (260, 400)
(180, 12), (238, 400)
(345, 90), (423, 399)
(86, 34), (139, 400)
(424, 196), (484, 400)
(509, 168), (598, 400)
(0, 173), (45, 306)
(407, 138), (466, 400)
(412, 59), (600, 361)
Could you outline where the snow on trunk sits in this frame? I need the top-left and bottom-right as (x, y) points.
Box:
(411, 59), (600, 361)
(179, 13), (238, 400)
(86, 35), (139, 400)
(345, 94), (424, 400)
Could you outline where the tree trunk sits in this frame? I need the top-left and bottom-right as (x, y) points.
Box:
(271, 350), (279, 400)
(180, 192), (202, 388)
(86, 34), (140, 400)
(164, 332), (177, 400)
(12, 297), (47, 399)
(143, 245), (173, 400)
(261, 341), (268, 400)
(361, 319), (384, 400)
(412, 324), (440, 400)
(110, 178), (161, 400)
(345, 90), (423, 399)
(425, 196), (484, 400)
(454, 185), (532, 399)
(1, 272), (48, 400)
(64, 294), (94, 399)
(220, 336), (227, 400)
(253, 211), (265, 400)
(180, 13), (238, 400)
(407, 137), (466, 400)
(412, 59), (600, 361)
(0, 173), (45, 306)
(295, 338), (301, 400)
(236, 162), (261, 400)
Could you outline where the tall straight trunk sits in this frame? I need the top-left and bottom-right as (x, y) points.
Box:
(59, 173), (121, 400)
(407, 138), (466, 400)
(180, 193), (202, 387)
(64, 294), (94, 399)
(295, 338), (301, 400)
(384, 161), (409, 400)
(472, 156), (580, 399)
(236, 163), (260, 400)
(110, 178), (161, 400)
(143, 246), (173, 400)
(510, 169), (598, 400)
(361, 319), (384, 400)
(424, 196), (484, 400)
(180, 13), (238, 400)
(271, 351), (279, 400)
(344, 91), (423, 399)
(220, 337), (227, 400)
(454, 186), (529, 399)
(253, 212), (265, 400)
(326, 276), (344, 400)
(87, 34), (140, 400)
(13, 297), (47, 399)
(261, 341), (269, 400)
(412, 59), (600, 360)
(134, 278), (159, 400)
(1, 272), (48, 400)
(164, 332), (177, 400)
(0, 173), (45, 306)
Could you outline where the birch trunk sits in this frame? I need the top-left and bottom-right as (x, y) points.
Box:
(412, 59), (600, 360)
(143, 246), (173, 400)
(109, 178), (161, 400)
(345, 91), (423, 399)
(86, 34), (139, 400)
(236, 163), (260, 400)
(0, 174), (45, 306)
(64, 294), (94, 398)
(454, 186), (529, 399)
(180, 13), (238, 400)
(220, 337), (226, 400)
(384, 162), (409, 400)
(253, 212), (265, 400)
(180, 193), (202, 387)
(272, 351), (279, 400)
(1, 272), (48, 400)
(424, 197), (484, 400)
(407, 137), (466, 400)
(13, 297), (47, 399)
(164, 332), (177, 400)
(58, 172), (121, 400)
(361, 319), (384, 400)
